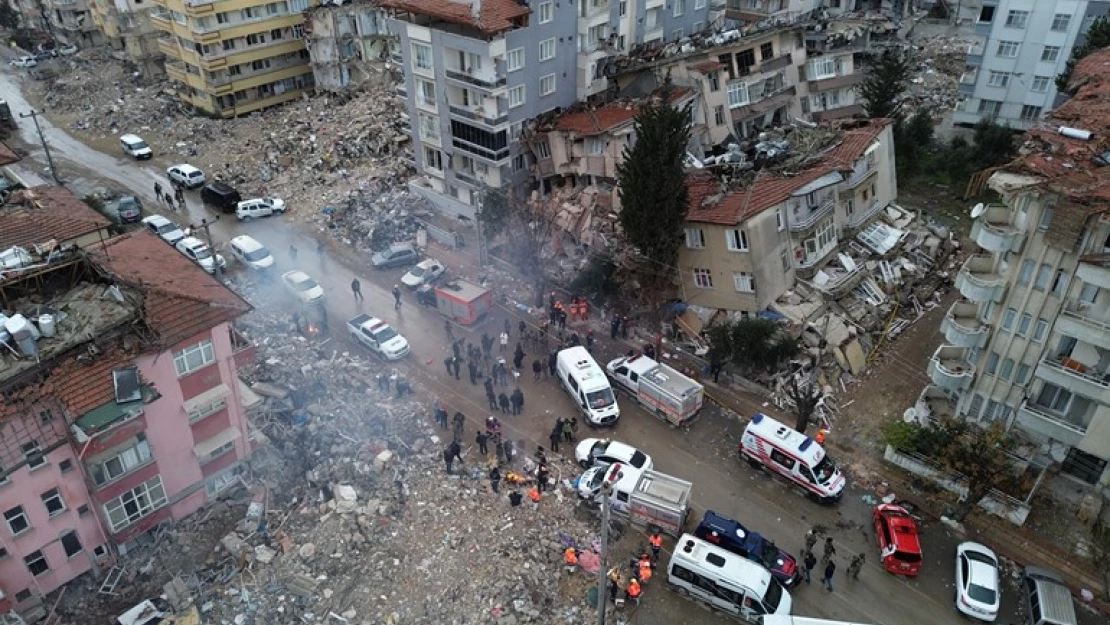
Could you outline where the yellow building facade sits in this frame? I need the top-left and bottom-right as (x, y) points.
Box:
(151, 0), (317, 117)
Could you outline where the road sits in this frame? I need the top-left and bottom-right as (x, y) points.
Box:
(0, 69), (1098, 625)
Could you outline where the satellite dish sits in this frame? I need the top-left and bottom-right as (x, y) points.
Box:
(970, 203), (986, 218)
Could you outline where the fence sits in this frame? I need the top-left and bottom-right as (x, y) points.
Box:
(418, 220), (465, 250)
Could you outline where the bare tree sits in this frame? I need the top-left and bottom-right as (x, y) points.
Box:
(784, 372), (822, 433)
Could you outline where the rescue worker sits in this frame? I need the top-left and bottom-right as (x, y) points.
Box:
(649, 531), (663, 561)
(579, 298), (588, 321)
(498, 392), (510, 414)
(816, 428), (828, 445)
(564, 547), (579, 571)
(485, 378), (497, 410)
(489, 465), (501, 493)
(475, 430), (490, 456)
(625, 578), (642, 602)
(528, 485), (541, 503)
(568, 299), (579, 323)
(638, 557), (653, 584)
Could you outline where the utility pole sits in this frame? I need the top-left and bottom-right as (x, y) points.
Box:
(189, 216), (223, 281)
(20, 110), (59, 184)
(596, 476), (617, 625)
(475, 188), (488, 268)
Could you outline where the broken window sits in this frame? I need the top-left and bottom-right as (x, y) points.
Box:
(41, 488), (65, 517)
(61, 532), (82, 558)
(23, 441), (44, 469)
(736, 48), (755, 74)
(718, 54), (734, 79)
(725, 228), (748, 251)
(24, 550), (49, 577)
(89, 434), (152, 486)
(113, 367), (142, 403)
(760, 42), (773, 61)
(423, 147), (443, 171)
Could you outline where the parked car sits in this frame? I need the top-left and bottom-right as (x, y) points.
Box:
(400, 258), (445, 288)
(10, 56), (37, 68)
(693, 510), (802, 588)
(201, 181), (242, 213)
(32, 50), (54, 62)
(141, 215), (186, 246)
(574, 438), (652, 471)
(120, 134), (152, 160)
(229, 235), (274, 270)
(236, 197), (286, 220)
(167, 164), (206, 189)
(873, 504), (923, 577)
(116, 196), (143, 223)
(282, 270), (325, 304)
(58, 44), (78, 56)
(175, 237), (226, 274)
(955, 542), (1000, 622)
(371, 242), (419, 269)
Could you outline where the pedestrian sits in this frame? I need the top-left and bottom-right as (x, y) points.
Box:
(532, 358), (543, 380)
(536, 465), (549, 492)
(489, 465), (501, 493)
(518, 319), (526, 336)
(562, 418), (574, 442)
(549, 428), (561, 453)
(511, 387), (524, 415)
(502, 438), (514, 464)
(509, 489), (523, 506)
(452, 357), (461, 380)
(847, 553), (865, 580)
(481, 333), (493, 360)
(468, 360), (478, 385)
(649, 531), (663, 561)
(610, 314), (620, 340)
(498, 392), (510, 414)
(444, 356), (454, 377)
(803, 550), (817, 584)
(504, 318), (511, 336)
(621, 316), (629, 339)
(395, 378), (412, 398)
(804, 529), (818, 555)
(376, 373), (390, 392)
(484, 377), (496, 406)
(476, 430), (489, 456)
(316, 240), (325, 262)
(499, 331), (509, 352)
(548, 351), (557, 377)
(534, 445), (547, 466)
(434, 403), (448, 429)
(392, 285), (402, 310)
(444, 441), (462, 474)
(445, 320), (454, 341)
(175, 187), (184, 205)
(165, 193), (175, 210)
(289, 245), (298, 261)
(351, 278), (363, 302)
(822, 537), (836, 565)
(822, 559), (836, 591)
(452, 339), (462, 360)
(154, 182), (163, 198)
(586, 330), (595, 352)
(513, 343), (525, 370)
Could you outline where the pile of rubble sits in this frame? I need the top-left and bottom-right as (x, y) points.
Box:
(906, 34), (972, 113)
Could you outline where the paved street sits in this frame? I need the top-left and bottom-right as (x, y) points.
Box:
(0, 70), (1103, 625)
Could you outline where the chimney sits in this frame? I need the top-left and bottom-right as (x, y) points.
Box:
(471, 0), (481, 20)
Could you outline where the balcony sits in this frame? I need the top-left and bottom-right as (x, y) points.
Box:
(1077, 260), (1110, 291)
(807, 72), (863, 93)
(1015, 400), (1086, 447)
(645, 26), (663, 42)
(444, 68), (506, 91)
(955, 254), (1007, 303)
(914, 385), (957, 424)
(970, 204), (1024, 253)
(449, 103), (508, 128)
(230, 326), (256, 370)
(789, 198), (834, 232)
(973, 21), (992, 36)
(760, 52), (792, 73)
(958, 69), (977, 96)
(1034, 356), (1110, 404)
(451, 137), (510, 165)
(966, 37), (986, 67)
(645, 0), (664, 7)
(453, 168), (483, 187)
(846, 199), (884, 229)
(927, 345), (976, 392)
(1057, 302), (1110, 351)
(395, 82), (407, 98)
(942, 300), (990, 348)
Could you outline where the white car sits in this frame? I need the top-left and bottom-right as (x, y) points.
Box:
(167, 164), (206, 189)
(574, 438), (653, 471)
(282, 270), (325, 304)
(955, 542), (1001, 621)
(10, 56), (37, 68)
(58, 44), (78, 56)
(141, 215), (186, 246)
(235, 197), (286, 220)
(175, 237), (227, 274)
(229, 235), (274, 270)
(400, 258), (446, 288)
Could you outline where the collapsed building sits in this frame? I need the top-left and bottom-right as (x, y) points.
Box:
(305, 1), (397, 92)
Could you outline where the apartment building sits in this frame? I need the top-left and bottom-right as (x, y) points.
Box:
(0, 228), (255, 622)
(954, 0), (1110, 130)
(305, 1), (395, 92)
(150, 0), (318, 118)
(42, 0), (106, 46)
(678, 119), (895, 313)
(89, 0), (164, 75)
(923, 49), (1110, 493)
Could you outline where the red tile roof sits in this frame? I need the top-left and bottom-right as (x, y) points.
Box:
(380, 0), (529, 35)
(0, 185), (111, 250)
(0, 141), (20, 166)
(0, 347), (137, 420)
(90, 230), (252, 348)
(553, 87), (694, 136)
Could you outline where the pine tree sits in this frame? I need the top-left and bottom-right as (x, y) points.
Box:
(858, 51), (911, 120)
(616, 78), (691, 276)
(1057, 16), (1110, 92)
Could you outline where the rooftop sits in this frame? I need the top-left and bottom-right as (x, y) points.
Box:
(379, 0), (529, 35)
(0, 185), (112, 252)
(550, 87), (695, 136)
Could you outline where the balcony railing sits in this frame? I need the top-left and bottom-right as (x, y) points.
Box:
(942, 300), (989, 348)
(1016, 400), (1087, 447)
(955, 253), (1006, 302)
(927, 345), (975, 392)
(789, 198), (834, 232)
(444, 69), (506, 90)
(449, 104), (508, 128)
(846, 199), (884, 228)
(970, 204), (1023, 253)
(452, 137), (510, 164)
(760, 52), (792, 73)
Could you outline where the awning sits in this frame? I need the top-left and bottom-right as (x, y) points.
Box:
(182, 384), (230, 414)
(193, 427), (241, 458)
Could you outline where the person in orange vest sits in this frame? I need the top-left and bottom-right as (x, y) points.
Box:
(579, 299), (589, 321)
(564, 547), (579, 568)
(815, 428), (828, 445)
(638, 555), (653, 584)
(648, 531), (663, 561)
(528, 486), (541, 502)
(625, 577), (642, 601)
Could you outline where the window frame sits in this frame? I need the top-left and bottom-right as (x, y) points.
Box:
(538, 1), (553, 23)
(104, 476), (168, 533)
(41, 488), (65, 518)
(1050, 13), (1071, 32)
(996, 41), (1019, 58)
(1041, 46), (1061, 63)
(4, 506), (30, 536)
(726, 228), (749, 252)
(1031, 75), (1051, 92)
(539, 38), (555, 62)
(506, 47), (524, 73)
(685, 228), (705, 249)
(692, 268), (713, 289)
(733, 272), (755, 293)
(539, 73), (556, 96)
(987, 70), (1010, 88)
(1004, 10), (1029, 28)
(508, 85), (525, 108)
(173, 339), (215, 377)
(24, 550), (49, 577)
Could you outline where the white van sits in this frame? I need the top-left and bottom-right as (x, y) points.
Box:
(120, 134), (152, 160)
(668, 534), (793, 621)
(229, 235), (274, 270)
(556, 346), (619, 426)
(738, 413), (845, 503)
(1021, 567), (1078, 625)
(575, 462), (642, 516)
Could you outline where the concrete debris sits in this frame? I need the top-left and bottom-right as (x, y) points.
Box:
(906, 34), (972, 114)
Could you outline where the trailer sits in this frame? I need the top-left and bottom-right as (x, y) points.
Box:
(628, 469), (693, 538)
(606, 354), (704, 426)
(434, 279), (493, 326)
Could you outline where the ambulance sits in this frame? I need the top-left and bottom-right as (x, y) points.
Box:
(738, 413), (845, 503)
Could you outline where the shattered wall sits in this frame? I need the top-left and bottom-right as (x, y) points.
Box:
(306, 3), (397, 92)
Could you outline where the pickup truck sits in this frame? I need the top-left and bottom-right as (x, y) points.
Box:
(347, 314), (410, 360)
(606, 354), (704, 426)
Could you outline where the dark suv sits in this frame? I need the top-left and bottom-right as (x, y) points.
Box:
(116, 196), (143, 223)
(694, 510), (801, 588)
(200, 181), (242, 213)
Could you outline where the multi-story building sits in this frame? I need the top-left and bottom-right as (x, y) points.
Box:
(954, 0), (1110, 130)
(0, 228), (255, 622)
(304, 1), (395, 92)
(150, 0), (318, 117)
(42, 0), (106, 46)
(922, 48), (1110, 493)
(89, 0), (164, 75)
(381, 0), (710, 218)
(678, 118), (895, 313)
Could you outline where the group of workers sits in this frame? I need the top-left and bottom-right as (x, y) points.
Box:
(562, 529), (665, 608)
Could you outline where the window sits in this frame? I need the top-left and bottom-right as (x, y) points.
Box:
(540, 74), (556, 96)
(1080, 282), (1100, 304)
(4, 506), (29, 535)
(727, 81), (749, 108)
(104, 476), (167, 532)
(0, 547), (6, 559)
(419, 114), (439, 142)
(222, 39), (236, 51)
(41, 488), (65, 517)
(59, 459), (73, 473)
(423, 146), (443, 171)
(807, 56), (837, 80)
(1000, 358), (1015, 381)
(289, 0), (308, 10)
(619, 0), (626, 15)
(512, 154), (526, 172)
(726, 228), (749, 252)
(507, 48), (524, 72)
(770, 449), (796, 470)
(1015, 363), (1030, 385)
(1016, 313), (1032, 336)
(508, 85), (525, 108)
(707, 71), (720, 91)
(266, 2), (280, 14)
(1005, 10), (1028, 28)
(978, 6), (994, 22)
(685, 228), (705, 249)
(1020, 105), (1043, 121)
(93, 545), (108, 557)
(733, 272), (755, 293)
(1042, 46), (1061, 63)
(1001, 308), (1016, 331)
(1051, 13), (1071, 31)
(417, 79), (436, 107)
(173, 339), (215, 376)
(760, 42), (774, 61)
(538, 1), (552, 23)
(987, 71), (1010, 87)
(24, 551), (48, 577)
(985, 352), (999, 375)
(14, 590), (32, 603)
(673, 0), (685, 16)
(539, 38), (555, 62)
(241, 6), (259, 18)
(1034, 263), (1053, 290)
(585, 138), (604, 156)
(978, 100), (1002, 116)
(692, 268), (713, 289)
(1031, 75), (1051, 92)
(61, 532), (82, 558)
(1038, 206), (1054, 230)
(534, 141), (551, 159)
(200, 440), (235, 464)
(776, 208), (784, 232)
(23, 441), (45, 469)
(90, 434), (152, 486)
(714, 105), (725, 125)
(1050, 269), (1070, 295)
(412, 43), (432, 71)
(996, 41), (1019, 57)
(246, 33), (264, 46)
(291, 24), (304, 39)
(270, 28), (283, 40)
(1033, 318), (1048, 342)
(78, 505), (90, 517)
